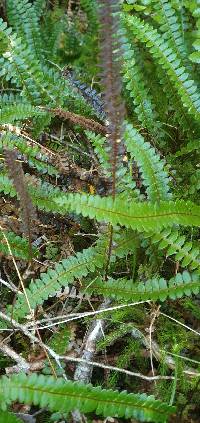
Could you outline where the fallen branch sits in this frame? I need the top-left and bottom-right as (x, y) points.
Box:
(0, 311), (175, 381)
(0, 336), (44, 374)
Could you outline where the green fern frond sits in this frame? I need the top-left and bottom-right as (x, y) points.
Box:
(152, 0), (188, 62)
(0, 93), (22, 105)
(85, 131), (110, 172)
(6, 0), (42, 60)
(0, 103), (44, 123)
(0, 411), (22, 423)
(145, 228), (200, 271)
(97, 323), (135, 352)
(12, 230), (138, 319)
(1, 176), (200, 230)
(189, 1), (200, 64)
(83, 271), (200, 302)
(124, 123), (171, 201)
(0, 230), (38, 260)
(13, 243), (105, 319)
(0, 132), (58, 176)
(33, 0), (46, 18)
(55, 193), (200, 231)
(124, 14), (200, 121)
(174, 140), (200, 157)
(0, 174), (62, 213)
(0, 18), (70, 107)
(121, 29), (161, 138)
(0, 373), (175, 422)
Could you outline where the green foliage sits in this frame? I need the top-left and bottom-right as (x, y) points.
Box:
(12, 230), (138, 319)
(0, 411), (22, 423)
(56, 193), (200, 231)
(48, 326), (71, 355)
(124, 14), (200, 121)
(0, 0), (199, 421)
(189, 0), (200, 63)
(124, 123), (171, 201)
(0, 230), (38, 260)
(0, 373), (175, 422)
(121, 29), (161, 139)
(82, 271), (200, 302)
(145, 228), (200, 271)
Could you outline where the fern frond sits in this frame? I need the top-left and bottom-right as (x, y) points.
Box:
(0, 230), (38, 260)
(0, 103), (44, 124)
(124, 123), (171, 202)
(83, 271), (200, 302)
(189, 1), (200, 64)
(0, 18), (70, 107)
(33, 0), (46, 18)
(85, 131), (110, 172)
(0, 373), (175, 422)
(6, 0), (42, 60)
(121, 29), (161, 138)
(13, 243), (105, 319)
(55, 193), (200, 231)
(0, 132), (58, 176)
(174, 140), (200, 157)
(145, 228), (200, 271)
(0, 174), (62, 213)
(152, 0), (188, 62)
(124, 14), (200, 121)
(13, 230), (138, 319)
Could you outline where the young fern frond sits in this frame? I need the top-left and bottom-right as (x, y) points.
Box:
(124, 14), (200, 121)
(124, 123), (171, 202)
(83, 271), (200, 302)
(86, 131), (110, 173)
(55, 193), (200, 231)
(0, 374), (175, 422)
